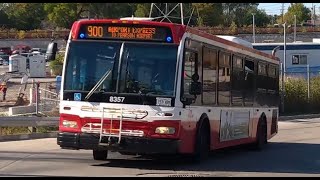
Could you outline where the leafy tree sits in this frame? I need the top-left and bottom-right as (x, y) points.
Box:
(134, 3), (150, 17)
(222, 3), (259, 27)
(44, 3), (86, 29)
(278, 3), (311, 25)
(86, 3), (133, 19)
(243, 8), (271, 27)
(5, 3), (45, 30)
(192, 3), (223, 27)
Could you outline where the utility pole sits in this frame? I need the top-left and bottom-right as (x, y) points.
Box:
(293, 15), (297, 42)
(314, 5), (316, 25)
(311, 4), (314, 25)
(281, 3), (285, 23)
(252, 13), (255, 43)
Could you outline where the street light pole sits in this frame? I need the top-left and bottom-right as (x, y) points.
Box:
(281, 22), (287, 113)
(252, 13), (255, 43)
(283, 22), (286, 79)
(293, 15), (297, 42)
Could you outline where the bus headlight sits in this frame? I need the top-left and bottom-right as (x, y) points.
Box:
(155, 127), (175, 134)
(62, 120), (78, 128)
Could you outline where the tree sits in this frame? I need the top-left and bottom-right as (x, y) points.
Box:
(134, 3), (150, 17)
(278, 3), (311, 25)
(44, 3), (87, 29)
(192, 3), (223, 27)
(0, 5), (11, 29)
(222, 3), (259, 27)
(86, 3), (133, 19)
(5, 3), (45, 30)
(243, 8), (271, 27)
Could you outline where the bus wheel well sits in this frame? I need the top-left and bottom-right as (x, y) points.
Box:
(196, 114), (211, 144)
(259, 113), (267, 125)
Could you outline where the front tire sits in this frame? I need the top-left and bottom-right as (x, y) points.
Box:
(93, 149), (108, 160)
(192, 123), (210, 162)
(253, 120), (268, 150)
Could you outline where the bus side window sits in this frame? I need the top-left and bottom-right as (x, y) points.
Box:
(244, 60), (255, 106)
(182, 50), (201, 105)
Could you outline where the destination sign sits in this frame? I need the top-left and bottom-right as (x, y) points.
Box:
(78, 24), (173, 42)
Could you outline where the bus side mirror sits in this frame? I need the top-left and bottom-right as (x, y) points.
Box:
(45, 42), (58, 61)
(189, 81), (202, 95)
(189, 73), (202, 95)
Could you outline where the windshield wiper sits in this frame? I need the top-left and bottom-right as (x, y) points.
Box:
(84, 69), (112, 101)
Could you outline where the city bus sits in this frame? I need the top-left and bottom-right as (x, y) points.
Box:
(47, 18), (280, 162)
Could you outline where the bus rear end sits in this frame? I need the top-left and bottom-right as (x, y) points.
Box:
(56, 19), (188, 160)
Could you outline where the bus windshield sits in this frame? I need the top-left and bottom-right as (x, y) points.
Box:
(64, 41), (178, 97)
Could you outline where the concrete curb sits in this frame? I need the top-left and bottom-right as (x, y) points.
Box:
(0, 132), (57, 142)
(279, 114), (320, 121)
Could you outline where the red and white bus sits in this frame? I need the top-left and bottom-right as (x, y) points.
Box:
(48, 18), (279, 162)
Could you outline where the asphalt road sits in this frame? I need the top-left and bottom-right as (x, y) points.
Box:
(0, 119), (320, 177)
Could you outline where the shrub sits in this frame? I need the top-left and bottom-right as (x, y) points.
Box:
(49, 53), (64, 76)
(284, 76), (320, 114)
(18, 30), (25, 39)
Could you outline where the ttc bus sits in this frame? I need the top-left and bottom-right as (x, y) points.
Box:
(48, 18), (280, 162)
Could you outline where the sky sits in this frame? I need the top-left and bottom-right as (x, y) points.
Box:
(258, 3), (320, 15)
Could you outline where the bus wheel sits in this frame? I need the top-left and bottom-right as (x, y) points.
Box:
(193, 122), (210, 162)
(254, 119), (267, 150)
(93, 149), (108, 160)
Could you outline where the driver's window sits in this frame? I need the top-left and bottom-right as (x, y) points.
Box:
(182, 48), (202, 106)
(183, 50), (196, 95)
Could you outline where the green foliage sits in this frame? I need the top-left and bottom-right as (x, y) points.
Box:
(49, 53), (64, 76)
(192, 3), (223, 27)
(44, 3), (83, 29)
(0, 3), (314, 30)
(278, 3), (310, 25)
(134, 3), (150, 17)
(284, 77), (320, 114)
(6, 3), (45, 30)
(229, 21), (237, 34)
(0, 126), (58, 135)
(243, 8), (271, 27)
(18, 30), (25, 39)
(284, 78), (308, 113)
(222, 3), (259, 27)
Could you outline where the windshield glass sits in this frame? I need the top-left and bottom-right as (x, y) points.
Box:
(119, 43), (178, 96)
(64, 41), (121, 91)
(64, 41), (178, 97)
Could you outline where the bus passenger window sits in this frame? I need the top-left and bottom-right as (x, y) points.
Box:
(244, 60), (254, 106)
(218, 52), (231, 106)
(202, 47), (217, 105)
(231, 56), (244, 106)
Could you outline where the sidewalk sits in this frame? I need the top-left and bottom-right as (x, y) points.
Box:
(279, 113), (320, 121)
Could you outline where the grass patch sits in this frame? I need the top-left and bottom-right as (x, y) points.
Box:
(0, 126), (58, 135)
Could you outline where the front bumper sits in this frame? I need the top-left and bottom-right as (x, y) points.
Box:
(57, 132), (180, 154)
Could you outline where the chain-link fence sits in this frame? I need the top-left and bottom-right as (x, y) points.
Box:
(33, 81), (60, 117)
(280, 66), (320, 115)
(0, 80), (60, 117)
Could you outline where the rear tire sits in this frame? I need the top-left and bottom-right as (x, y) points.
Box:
(192, 122), (210, 163)
(253, 119), (268, 150)
(93, 149), (108, 160)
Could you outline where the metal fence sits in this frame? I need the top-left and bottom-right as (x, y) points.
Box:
(0, 79), (60, 117)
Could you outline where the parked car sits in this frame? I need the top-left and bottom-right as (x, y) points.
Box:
(0, 53), (9, 65)
(13, 45), (31, 53)
(0, 47), (12, 55)
(30, 48), (42, 53)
